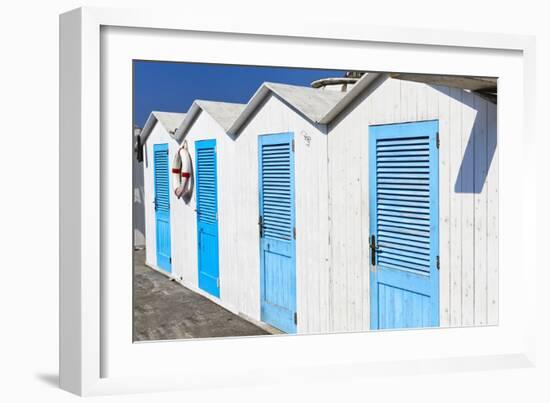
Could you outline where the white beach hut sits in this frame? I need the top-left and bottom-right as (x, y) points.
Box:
(169, 100), (246, 301)
(141, 72), (498, 335)
(140, 111), (186, 274)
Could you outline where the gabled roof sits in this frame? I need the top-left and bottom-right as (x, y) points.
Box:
(145, 70), (493, 146)
(175, 100), (246, 140)
(150, 73), (385, 144)
(227, 82), (347, 135)
(172, 73), (385, 139)
(140, 111), (187, 143)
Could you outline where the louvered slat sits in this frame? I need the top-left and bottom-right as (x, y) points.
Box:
(261, 142), (292, 241)
(376, 135), (431, 274)
(153, 148), (170, 211)
(196, 146), (217, 224)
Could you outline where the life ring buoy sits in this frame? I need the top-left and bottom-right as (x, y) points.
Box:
(172, 142), (192, 198)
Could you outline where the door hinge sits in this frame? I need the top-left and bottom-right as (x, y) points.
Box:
(291, 139), (295, 152)
(217, 277), (220, 288)
(166, 149), (169, 155)
(294, 312), (297, 325)
(293, 226), (296, 240)
(259, 215), (264, 237)
(370, 234), (378, 266)
(436, 255), (440, 270)
(169, 257), (172, 264)
(436, 132), (440, 149)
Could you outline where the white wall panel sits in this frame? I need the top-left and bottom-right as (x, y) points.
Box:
(327, 77), (498, 330)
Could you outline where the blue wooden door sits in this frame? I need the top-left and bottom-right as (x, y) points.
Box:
(369, 120), (439, 329)
(195, 139), (220, 298)
(258, 132), (297, 333)
(153, 143), (172, 272)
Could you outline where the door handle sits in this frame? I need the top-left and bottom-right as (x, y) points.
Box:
(370, 234), (379, 266)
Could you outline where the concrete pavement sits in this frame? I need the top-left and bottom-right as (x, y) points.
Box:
(133, 249), (270, 341)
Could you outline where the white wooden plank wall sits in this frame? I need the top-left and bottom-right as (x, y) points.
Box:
(142, 127), (157, 268)
(347, 106), (363, 331)
(486, 101), (498, 325)
(217, 124), (242, 314)
(474, 96), (488, 325)
(327, 124), (348, 331)
(293, 124), (330, 332)
(359, 89), (375, 330)
(231, 111), (261, 320)
(327, 85), (373, 332)
(461, 90), (476, 326)
(449, 87), (464, 327)
(326, 77), (497, 331)
(316, 128), (331, 334)
(436, 85), (451, 327)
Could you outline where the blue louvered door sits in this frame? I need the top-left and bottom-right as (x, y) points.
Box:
(195, 139), (220, 297)
(153, 143), (172, 272)
(258, 132), (296, 333)
(369, 120), (439, 329)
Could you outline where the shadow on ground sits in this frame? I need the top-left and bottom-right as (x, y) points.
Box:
(133, 249), (269, 341)
(35, 373), (59, 388)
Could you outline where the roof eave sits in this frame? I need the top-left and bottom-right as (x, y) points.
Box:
(139, 113), (159, 144)
(389, 73), (498, 93)
(174, 102), (203, 141)
(227, 85), (270, 136)
(319, 72), (384, 124)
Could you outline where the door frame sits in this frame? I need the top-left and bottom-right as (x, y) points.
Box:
(258, 132), (297, 333)
(369, 120), (439, 329)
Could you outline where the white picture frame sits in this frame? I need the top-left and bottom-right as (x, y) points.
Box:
(59, 6), (537, 396)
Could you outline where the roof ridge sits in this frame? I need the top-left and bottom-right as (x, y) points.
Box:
(194, 99), (246, 106)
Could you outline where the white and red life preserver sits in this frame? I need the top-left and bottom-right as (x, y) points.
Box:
(172, 142), (192, 198)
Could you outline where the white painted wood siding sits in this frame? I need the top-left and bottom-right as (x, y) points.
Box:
(233, 94), (331, 332)
(327, 76), (498, 330)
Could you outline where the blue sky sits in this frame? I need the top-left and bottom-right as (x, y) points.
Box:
(133, 61), (347, 128)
